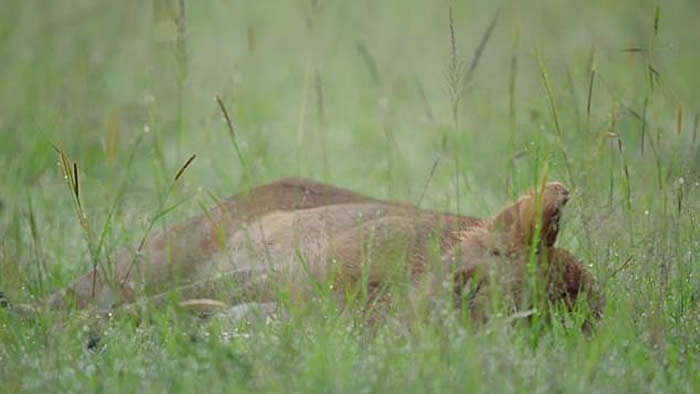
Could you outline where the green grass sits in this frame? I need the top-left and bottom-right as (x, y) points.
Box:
(1, 0), (699, 392)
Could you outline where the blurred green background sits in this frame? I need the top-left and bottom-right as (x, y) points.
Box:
(1, 1), (698, 392)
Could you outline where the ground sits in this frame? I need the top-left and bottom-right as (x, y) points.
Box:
(0, 1), (698, 392)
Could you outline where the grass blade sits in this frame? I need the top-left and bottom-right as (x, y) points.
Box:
(73, 162), (80, 209)
(535, 51), (576, 188)
(641, 97), (648, 156)
(586, 51), (596, 119)
(356, 43), (380, 85)
(463, 9), (500, 90)
(216, 96), (248, 185)
(174, 154), (196, 183)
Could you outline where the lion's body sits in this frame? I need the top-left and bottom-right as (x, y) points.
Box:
(50, 178), (483, 308)
(40, 177), (601, 322)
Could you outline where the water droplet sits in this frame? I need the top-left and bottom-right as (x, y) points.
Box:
(143, 93), (155, 105)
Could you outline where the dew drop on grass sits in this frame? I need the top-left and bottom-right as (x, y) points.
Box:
(143, 92), (155, 106)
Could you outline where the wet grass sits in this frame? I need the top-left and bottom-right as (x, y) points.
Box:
(1, 1), (699, 392)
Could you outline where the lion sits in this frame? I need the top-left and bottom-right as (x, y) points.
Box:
(7, 177), (603, 325)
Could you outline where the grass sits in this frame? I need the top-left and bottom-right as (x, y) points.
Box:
(1, 0), (699, 392)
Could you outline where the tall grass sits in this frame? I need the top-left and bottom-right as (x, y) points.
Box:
(0, 1), (698, 393)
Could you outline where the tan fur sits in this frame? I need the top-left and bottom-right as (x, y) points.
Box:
(489, 182), (569, 249)
(31, 177), (600, 321)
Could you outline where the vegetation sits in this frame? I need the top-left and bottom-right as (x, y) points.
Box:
(1, 1), (698, 392)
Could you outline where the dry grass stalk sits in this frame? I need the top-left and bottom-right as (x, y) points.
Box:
(216, 95), (248, 184)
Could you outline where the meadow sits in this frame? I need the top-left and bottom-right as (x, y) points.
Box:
(0, 1), (698, 392)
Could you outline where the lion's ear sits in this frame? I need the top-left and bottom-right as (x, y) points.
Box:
(491, 183), (569, 249)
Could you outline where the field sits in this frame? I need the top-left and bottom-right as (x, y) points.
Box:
(1, 1), (699, 392)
